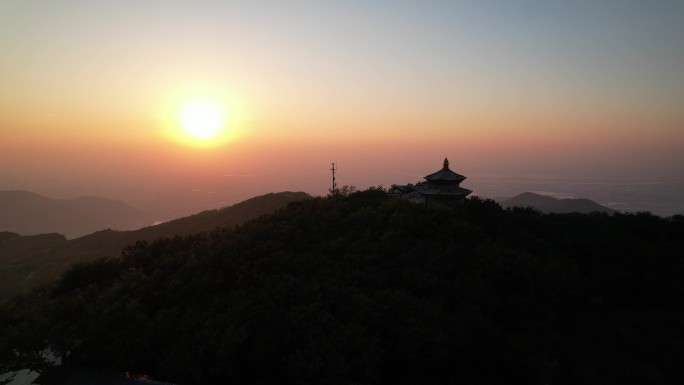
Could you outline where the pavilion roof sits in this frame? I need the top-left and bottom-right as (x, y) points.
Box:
(416, 184), (472, 197)
(424, 158), (466, 182)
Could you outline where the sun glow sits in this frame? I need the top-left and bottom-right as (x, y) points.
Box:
(180, 101), (225, 140)
(159, 87), (247, 148)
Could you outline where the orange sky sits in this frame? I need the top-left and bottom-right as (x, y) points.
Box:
(1, 1), (683, 214)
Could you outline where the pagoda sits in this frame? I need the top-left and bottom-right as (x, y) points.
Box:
(415, 158), (472, 204)
(390, 158), (472, 205)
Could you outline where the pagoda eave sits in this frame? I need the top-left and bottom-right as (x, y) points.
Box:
(417, 187), (472, 197)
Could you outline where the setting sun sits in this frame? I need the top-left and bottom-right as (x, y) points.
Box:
(179, 101), (225, 140)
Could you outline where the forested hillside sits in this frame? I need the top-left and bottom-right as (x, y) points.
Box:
(0, 192), (310, 303)
(2, 189), (683, 384)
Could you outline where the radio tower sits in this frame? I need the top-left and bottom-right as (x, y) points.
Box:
(330, 162), (337, 196)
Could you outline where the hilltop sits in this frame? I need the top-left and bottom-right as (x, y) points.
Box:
(498, 192), (614, 214)
(0, 191), (153, 239)
(2, 189), (683, 384)
(0, 191), (310, 303)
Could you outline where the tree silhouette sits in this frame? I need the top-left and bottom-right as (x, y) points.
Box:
(2, 190), (683, 384)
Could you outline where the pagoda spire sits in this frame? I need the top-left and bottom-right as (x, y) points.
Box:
(443, 158), (449, 169)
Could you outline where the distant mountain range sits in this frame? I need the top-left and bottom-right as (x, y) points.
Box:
(0, 190), (154, 238)
(498, 192), (614, 214)
(0, 191), (310, 303)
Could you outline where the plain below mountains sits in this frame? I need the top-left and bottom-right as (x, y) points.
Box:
(0, 191), (310, 303)
(498, 192), (614, 214)
(0, 190), (155, 239)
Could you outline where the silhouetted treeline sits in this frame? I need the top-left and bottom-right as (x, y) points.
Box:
(0, 191), (310, 303)
(2, 189), (684, 384)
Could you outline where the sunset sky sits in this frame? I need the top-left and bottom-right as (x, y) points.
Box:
(2, 0), (683, 213)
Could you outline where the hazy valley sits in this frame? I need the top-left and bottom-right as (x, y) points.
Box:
(0, 191), (153, 239)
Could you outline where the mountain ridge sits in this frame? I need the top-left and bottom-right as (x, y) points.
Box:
(498, 191), (614, 214)
(0, 190), (153, 238)
(3, 190), (682, 384)
(0, 191), (310, 302)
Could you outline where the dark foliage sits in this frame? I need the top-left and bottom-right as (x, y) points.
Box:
(2, 190), (683, 384)
(0, 191), (310, 303)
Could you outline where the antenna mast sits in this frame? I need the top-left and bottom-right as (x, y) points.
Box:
(330, 162), (337, 196)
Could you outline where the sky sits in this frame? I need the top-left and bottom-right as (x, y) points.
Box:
(1, 0), (683, 215)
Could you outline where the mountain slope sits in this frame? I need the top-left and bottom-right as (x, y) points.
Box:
(499, 192), (614, 214)
(0, 191), (152, 238)
(0, 191), (310, 302)
(3, 191), (683, 384)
